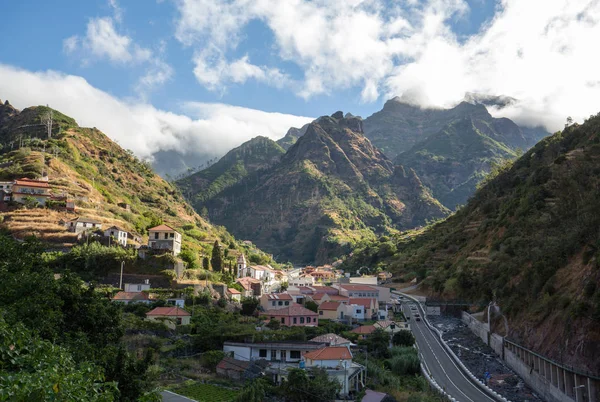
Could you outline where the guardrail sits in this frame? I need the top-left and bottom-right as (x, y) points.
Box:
(392, 290), (510, 402)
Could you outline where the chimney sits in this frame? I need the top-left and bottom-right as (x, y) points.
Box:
(144, 279), (149, 285)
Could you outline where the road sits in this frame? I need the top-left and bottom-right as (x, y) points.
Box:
(161, 391), (197, 402)
(401, 301), (496, 402)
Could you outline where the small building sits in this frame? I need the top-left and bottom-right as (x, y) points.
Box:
(228, 288), (242, 302)
(0, 181), (13, 194)
(236, 277), (262, 298)
(260, 293), (293, 311)
(309, 333), (353, 347)
(264, 305), (319, 327)
(65, 217), (103, 233)
(348, 298), (378, 320)
(318, 301), (344, 320)
(12, 178), (51, 206)
(216, 356), (251, 380)
(223, 341), (326, 364)
(112, 291), (151, 304)
(124, 281), (151, 292)
(146, 306), (191, 329)
(289, 276), (315, 287)
(104, 225), (128, 247)
(147, 224), (182, 256)
(350, 325), (376, 339)
(166, 298), (185, 308)
(336, 284), (380, 299)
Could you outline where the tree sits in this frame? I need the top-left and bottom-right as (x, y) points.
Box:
(0, 318), (118, 401)
(211, 240), (223, 272)
(566, 116), (573, 127)
(241, 297), (259, 316)
(280, 281), (289, 292)
(41, 107), (53, 139)
(305, 300), (319, 313)
(360, 328), (391, 359)
(392, 330), (415, 347)
(281, 368), (340, 401)
(202, 256), (210, 270)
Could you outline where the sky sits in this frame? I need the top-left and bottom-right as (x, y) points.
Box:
(0, 0), (599, 171)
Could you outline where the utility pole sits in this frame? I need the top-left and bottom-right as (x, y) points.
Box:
(119, 260), (125, 289)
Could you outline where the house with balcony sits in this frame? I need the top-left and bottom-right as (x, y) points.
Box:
(147, 224), (181, 256)
(303, 346), (365, 396)
(12, 178), (51, 206)
(264, 304), (319, 327)
(65, 217), (103, 233)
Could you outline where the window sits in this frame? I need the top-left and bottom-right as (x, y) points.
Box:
(154, 233), (159, 239)
(272, 301), (276, 306)
(356, 310), (362, 314)
(293, 317), (297, 324)
(281, 318), (285, 324)
(278, 301), (283, 306)
(164, 233), (168, 239)
(290, 350), (301, 359)
(281, 350), (287, 360)
(284, 301), (289, 306)
(313, 318), (317, 322)
(259, 349), (267, 358)
(319, 311), (323, 315)
(300, 317), (305, 324)
(83, 223), (87, 228)
(170, 233), (174, 238)
(271, 350), (276, 360)
(176, 318), (182, 325)
(137, 285), (142, 291)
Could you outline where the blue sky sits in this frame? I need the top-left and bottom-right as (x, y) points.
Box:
(0, 0), (598, 170)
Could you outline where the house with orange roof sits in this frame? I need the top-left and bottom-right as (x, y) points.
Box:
(12, 178), (51, 206)
(335, 284), (379, 299)
(264, 305), (318, 327)
(349, 298), (378, 320)
(236, 277), (262, 298)
(148, 224), (181, 256)
(146, 306), (190, 329)
(227, 287), (241, 302)
(317, 301), (344, 320)
(112, 291), (151, 305)
(302, 346), (365, 395)
(260, 293), (294, 311)
(350, 325), (377, 339)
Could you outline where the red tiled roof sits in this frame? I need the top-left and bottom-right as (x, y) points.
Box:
(349, 298), (376, 309)
(340, 284), (378, 291)
(14, 178), (50, 188)
(148, 224), (178, 232)
(350, 325), (376, 334)
(237, 277), (260, 290)
(327, 295), (350, 301)
(265, 305), (318, 317)
(146, 306), (190, 316)
(310, 286), (338, 294)
(228, 288), (241, 294)
(318, 301), (342, 311)
(303, 346), (352, 361)
(309, 333), (352, 346)
(112, 291), (149, 301)
(265, 293), (293, 300)
(216, 357), (250, 372)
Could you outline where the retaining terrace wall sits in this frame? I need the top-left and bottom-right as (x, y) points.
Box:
(461, 311), (490, 345)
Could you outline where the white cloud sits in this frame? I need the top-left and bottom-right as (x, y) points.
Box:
(172, 0), (600, 131)
(193, 51), (293, 91)
(0, 64), (312, 163)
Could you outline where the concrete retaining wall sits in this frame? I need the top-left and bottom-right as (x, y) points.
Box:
(490, 333), (504, 358)
(461, 311), (490, 345)
(504, 347), (574, 402)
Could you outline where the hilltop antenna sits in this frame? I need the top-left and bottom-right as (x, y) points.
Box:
(41, 105), (53, 139)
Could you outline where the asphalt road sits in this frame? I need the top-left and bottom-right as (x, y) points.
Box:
(161, 391), (197, 402)
(402, 302), (496, 402)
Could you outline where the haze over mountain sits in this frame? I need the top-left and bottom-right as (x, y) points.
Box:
(344, 111), (600, 372)
(181, 112), (448, 264)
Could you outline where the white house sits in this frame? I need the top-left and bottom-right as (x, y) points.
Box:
(146, 306), (191, 329)
(12, 178), (51, 206)
(303, 346), (365, 396)
(223, 341), (326, 364)
(289, 276), (315, 287)
(104, 226), (128, 246)
(65, 217), (103, 233)
(124, 281), (151, 292)
(148, 224), (181, 256)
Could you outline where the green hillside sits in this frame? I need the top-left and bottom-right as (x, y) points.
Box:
(344, 113), (600, 372)
(187, 112), (448, 264)
(177, 136), (285, 210)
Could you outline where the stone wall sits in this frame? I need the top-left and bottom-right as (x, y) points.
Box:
(461, 311), (490, 345)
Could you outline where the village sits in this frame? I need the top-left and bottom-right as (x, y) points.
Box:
(0, 174), (414, 402)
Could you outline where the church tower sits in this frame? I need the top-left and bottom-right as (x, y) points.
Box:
(237, 254), (247, 278)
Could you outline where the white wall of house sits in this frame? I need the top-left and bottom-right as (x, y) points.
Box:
(148, 230), (182, 256)
(104, 228), (127, 246)
(124, 283), (150, 292)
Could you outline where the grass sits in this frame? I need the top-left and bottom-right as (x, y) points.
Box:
(171, 382), (239, 402)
